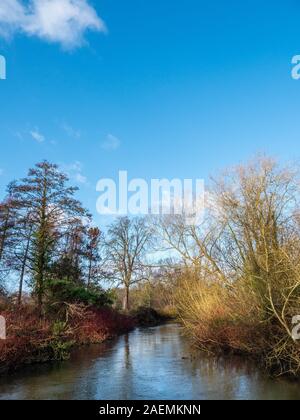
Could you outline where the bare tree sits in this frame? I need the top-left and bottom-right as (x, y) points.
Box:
(106, 216), (152, 311)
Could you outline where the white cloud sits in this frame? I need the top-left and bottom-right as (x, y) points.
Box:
(62, 161), (88, 185)
(62, 122), (81, 139)
(101, 133), (120, 151)
(30, 128), (45, 143)
(0, 0), (106, 49)
(74, 172), (87, 184)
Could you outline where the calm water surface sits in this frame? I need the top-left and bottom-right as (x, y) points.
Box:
(0, 323), (299, 400)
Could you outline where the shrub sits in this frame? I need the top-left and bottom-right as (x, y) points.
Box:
(0, 305), (135, 372)
(176, 264), (300, 376)
(46, 278), (114, 308)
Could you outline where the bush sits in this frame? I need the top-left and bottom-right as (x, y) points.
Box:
(176, 263), (300, 376)
(72, 307), (135, 344)
(46, 278), (114, 308)
(0, 305), (135, 372)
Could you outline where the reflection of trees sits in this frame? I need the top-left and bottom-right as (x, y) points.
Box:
(124, 333), (131, 370)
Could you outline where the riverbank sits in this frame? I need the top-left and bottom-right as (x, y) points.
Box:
(0, 306), (171, 374)
(176, 272), (300, 378)
(133, 306), (173, 327)
(0, 306), (135, 374)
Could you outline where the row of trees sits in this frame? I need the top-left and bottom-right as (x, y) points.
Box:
(0, 161), (152, 312)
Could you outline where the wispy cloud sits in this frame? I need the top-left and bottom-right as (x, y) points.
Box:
(14, 131), (24, 140)
(0, 169), (4, 176)
(101, 134), (121, 151)
(0, 0), (106, 49)
(74, 172), (88, 184)
(30, 128), (45, 143)
(62, 122), (81, 139)
(62, 161), (88, 185)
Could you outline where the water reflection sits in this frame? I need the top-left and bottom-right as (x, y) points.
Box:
(0, 323), (299, 400)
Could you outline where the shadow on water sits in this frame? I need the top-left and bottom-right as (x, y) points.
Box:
(0, 323), (300, 400)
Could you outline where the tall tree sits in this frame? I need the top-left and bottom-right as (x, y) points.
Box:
(106, 216), (152, 311)
(13, 161), (89, 311)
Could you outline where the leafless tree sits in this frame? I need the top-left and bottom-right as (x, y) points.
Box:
(106, 216), (152, 311)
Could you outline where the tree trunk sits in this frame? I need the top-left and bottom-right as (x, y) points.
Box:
(35, 235), (46, 314)
(123, 285), (130, 312)
(36, 178), (47, 315)
(18, 230), (31, 306)
(87, 257), (92, 289)
(18, 260), (25, 306)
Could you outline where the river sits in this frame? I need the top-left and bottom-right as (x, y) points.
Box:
(0, 323), (299, 400)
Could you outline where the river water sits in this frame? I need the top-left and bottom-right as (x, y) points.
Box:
(0, 323), (299, 400)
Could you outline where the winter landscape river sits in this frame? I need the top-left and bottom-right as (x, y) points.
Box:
(0, 323), (299, 400)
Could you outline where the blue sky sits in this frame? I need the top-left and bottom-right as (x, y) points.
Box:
(0, 0), (300, 225)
